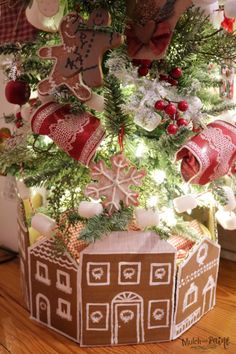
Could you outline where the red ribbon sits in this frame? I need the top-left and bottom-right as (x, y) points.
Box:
(118, 125), (125, 152)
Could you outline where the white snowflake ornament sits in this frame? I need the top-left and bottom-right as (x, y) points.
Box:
(85, 154), (146, 214)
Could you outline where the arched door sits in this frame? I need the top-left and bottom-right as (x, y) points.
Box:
(36, 293), (51, 326)
(111, 292), (144, 345)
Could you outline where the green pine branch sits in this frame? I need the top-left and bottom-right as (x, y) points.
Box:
(79, 207), (133, 243)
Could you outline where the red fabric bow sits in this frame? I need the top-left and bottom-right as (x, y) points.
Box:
(221, 14), (235, 33)
(180, 150), (200, 182)
(126, 20), (172, 60)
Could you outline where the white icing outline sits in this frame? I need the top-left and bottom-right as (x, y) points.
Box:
(86, 262), (110, 286)
(118, 262), (141, 285)
(149, 263), (171, 285)
(148, 300), (170, 329)
(86, 303), (109, 331)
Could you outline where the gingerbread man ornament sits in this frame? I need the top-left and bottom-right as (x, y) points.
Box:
(38, 9), (123, 102)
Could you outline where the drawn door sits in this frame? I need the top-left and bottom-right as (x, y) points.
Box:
(115, 303), (141, 344)
(36, 294), (51, 326)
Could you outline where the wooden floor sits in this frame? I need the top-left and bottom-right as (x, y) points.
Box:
(0, 258), (235, 354)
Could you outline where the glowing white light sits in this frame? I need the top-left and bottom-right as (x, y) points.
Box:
(181, 183), (190, 194)
(147, 196), (159, 208)
(43, 136), (53, 145)
(152, 170), (166, 185)
(198, 192), (216, 205)
(135, 142), (147, 158)
(161, 208), (177, 227)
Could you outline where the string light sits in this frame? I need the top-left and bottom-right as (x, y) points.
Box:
(152, 170), (166, 185)
(161, 208), (177, 227)
(147, 195), (159, 208)
(135, 141), (147, 158)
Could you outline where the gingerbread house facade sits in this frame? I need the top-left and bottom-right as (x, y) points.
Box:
(22, 228), (221, 347)
(79, 231), (177, 346)
(172, 237), (220, 339)
(28, 238), (80, 342)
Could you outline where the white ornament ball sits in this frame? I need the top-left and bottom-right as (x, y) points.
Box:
(173, 195), (198, 213)
(135, 208), (160, 230)
(225, 0), (236, 19)
(220, 186), (236, 212)
(78, 201), (103, 219)
(31, 213), (56, 237)
(17, 180), (31, 200)
(216, 210), (236, 231)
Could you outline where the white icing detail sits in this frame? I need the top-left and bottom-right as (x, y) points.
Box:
(86, 303), (109, 331)
(152, 308), (165, 321)
(154, 267), (166, 279)
(86, 262), (110, 286)
(120, 309), (135, 323)
(118, 262), (141, 285)
(30, 238), (78, 271)
(36, 293), (51, 326)
(196, 243), (209, 265)
(111, 292), (145, 345)
(149, 263), (171, 285)
(35, 261), (51, 286)
(183, 282), (198, 312)
(56, 270), (72, 294)
(174, 307), (201, 337)
(91, 267), (104, 280)
(90, 311), (103, 324)
(201, 126), (236, 181)
(179, 258), (219, 288)
(48, 114), (89, 153)
(202, 275), (216, 314)
(148, 300), (170, 329)
(56, 298), (72, 321)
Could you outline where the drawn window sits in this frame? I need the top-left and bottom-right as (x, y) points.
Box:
(87, 262), (110, 286)
(183, 282), (198, 311)
(149, 263), (171, 285)
(56, 298), (72, 321)
(148, 300), (170, 329)
(35, 261), (51, 286)
(56, 270), (72, 294)
(118, 262), (141, 285)
(86, 303), (109, 331)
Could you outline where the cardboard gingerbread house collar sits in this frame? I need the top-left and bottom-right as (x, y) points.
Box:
(17, 204), (221, 348)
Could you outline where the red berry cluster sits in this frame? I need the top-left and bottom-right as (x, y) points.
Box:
(154, 98), (189, 135)
(159, 67), (183, 86)
(132, 59), (153, 77)
(15, 112), (24, 129)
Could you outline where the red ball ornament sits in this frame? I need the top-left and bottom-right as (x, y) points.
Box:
(155, 100), (166, 111)
(132, 59), (142, 67)
(16, 111), (22, 120)
(165, 103), (177, 116)
(178, 100), (189, 112)
(140, 59), (152, 68)
(5, 80), (30, 105)
(138, 66), (149, 76)
(159, 74), (168, 81)
(15, 119), (23, 128)
(168, 78), (178, 86)
(167, 123), (178, 135)
(170, 67), (183, 79)
(177, 118), (188, 127)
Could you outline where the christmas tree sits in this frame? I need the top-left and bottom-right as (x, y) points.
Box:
(1, 0), (236, 248)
